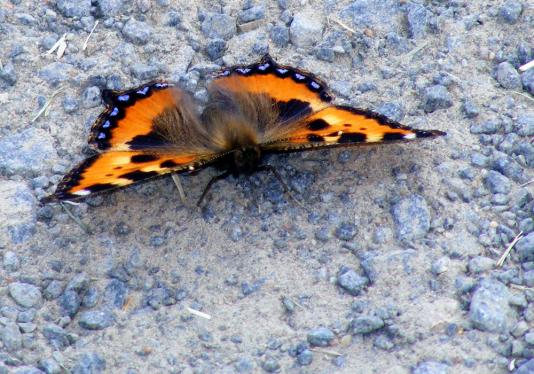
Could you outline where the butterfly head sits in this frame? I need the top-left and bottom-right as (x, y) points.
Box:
(231, 146), (261, 175)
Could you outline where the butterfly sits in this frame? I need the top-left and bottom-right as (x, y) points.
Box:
(43, 54), (445, 205)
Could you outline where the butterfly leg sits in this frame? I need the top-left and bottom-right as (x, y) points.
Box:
(256, 165), (309, 211)
(197, 170), (232, 206)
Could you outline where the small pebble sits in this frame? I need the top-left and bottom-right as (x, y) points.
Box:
(8, 282), (42, 308)
(307, 327), (334, 347)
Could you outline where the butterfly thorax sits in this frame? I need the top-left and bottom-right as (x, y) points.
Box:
(222, 146), (261, 176)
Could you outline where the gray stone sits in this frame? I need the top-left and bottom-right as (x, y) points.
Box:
(17, 309), (36, 323)
(104, 279), (128, 308)
(62, 96), (80, 113)
(78, 310), (114, 330)
(42, 324), (71, 349)
(206, 39), (226, 61)
(238, 5), (264, 23)
(516, 232), (534, 262)
(66, 272), (89, 293)
(56, 0), (91, 18)
(8, 282), (42, 308)
(39, 62), (74, 86)
(340, 1), (401, 34)
(468, 256), (494, 273)
(96, 0), (125, 15)
(0, 128), (58, 177)
(38, 358), (61, 374)
(43, 280), (64, 300)
(515, 113), (534, 136)
(514, 359), (534, 374)
(0, 62), (17, 87)
(1, 322), (22, 352)
(337, 267), (368, 296)
(58, 290), (81, 317)
(484, 171), (511, 194)
(201, 13), (236, 40)
(406, 3), (428, 39)
(376, 102), (405, 122)
(130, 63), (159, 80)
(422, 84), (453, 113)
(391, 194), (430, 241)
(307, 327), (334, 347)
(260, 357), (280, 373)
(122, 18), (152, 45)
(315, 46), (335, 62)
(3, 251), (20, 272)
(496, 62), (522, 90)
(82, 287), (100, 308)
(412, 361), (450, 374)
(461, 99), (479, 119)
(335, 222), (357, 241)
(492, 154), (523, 182)
(430, 257), (449, 275)
(71, 353), (106, 374)
(18, 322), (36, 333)
(296, 349), (313, 366)
(13, 367), (44, 374)
(235, 357), (254, 373)
(81, 86), (101, 108)
(525, 333), (534, 345)
(470, 120), (500, 134)
(521, 69), (534, 95)
(524, 270), (534, 287)
(498, 0), (523, 24)
(469, 278), (516, 333)
(290, 9), (324, 48)
(351, 315), (385, 334)
(270, 25), (289, 47)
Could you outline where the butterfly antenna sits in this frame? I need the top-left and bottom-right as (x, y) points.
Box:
(197, 170), (232, 207)
(256, 165), (310, 212)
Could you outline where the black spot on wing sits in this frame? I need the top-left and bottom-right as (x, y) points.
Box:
(338, 133), (367, 143)
(307, 134), (325, 142)
(276, 99), (312, 123)
(87, 183), (119, 193)
(119, 170), (159, 181)
(131, 154), (159, 163)
(126, 132), (168, 150)
(382, 132), (405, 141)
(307, 119), (330, 131)
(160, 160), (179, 168)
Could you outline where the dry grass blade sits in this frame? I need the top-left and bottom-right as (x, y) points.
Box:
(45, 33), (67, 58)
(510, 90), (534, 103)
(519, 59), (534, 72)
(171, 173), (187, 205)
(496, 231), (524, 267)
(328, 16), (356, 34)
(83, 20), (99, 51)
(310, 348), (342, 357)
(60, 202), (92, 235)
(187, 307), (212, 320)
(30, 86), (65, 123)
(519, 179), (534, 188)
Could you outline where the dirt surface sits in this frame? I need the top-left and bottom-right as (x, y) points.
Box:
(1, 0), (533, 373)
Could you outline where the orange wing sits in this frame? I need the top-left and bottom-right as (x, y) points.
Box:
(211, 54), (333, 122)
(262, 105), (446, 151)
(42, 151), (217, 202)
(89, 81), (181, 151)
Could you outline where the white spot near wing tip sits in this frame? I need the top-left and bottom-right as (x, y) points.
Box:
(73, 189), (91, 196)
(188, 166), (195, 170)
(405, 133), (417, 140)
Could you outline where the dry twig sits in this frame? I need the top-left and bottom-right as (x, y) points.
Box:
(496, 231), (524, 267)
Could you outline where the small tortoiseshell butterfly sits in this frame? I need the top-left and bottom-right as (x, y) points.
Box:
(43, 54), (445, 205)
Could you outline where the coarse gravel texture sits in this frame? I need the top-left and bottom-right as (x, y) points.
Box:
(1, 0), (534, 373)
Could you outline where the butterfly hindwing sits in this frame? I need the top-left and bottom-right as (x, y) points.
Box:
(212, 54), (334, 123)
(262, 105), (446, 151)
(89, 81), (184, 151)
(44, 151), (209, 202)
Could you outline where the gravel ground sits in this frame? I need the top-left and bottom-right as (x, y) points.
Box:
(1, 0), (533, 373)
